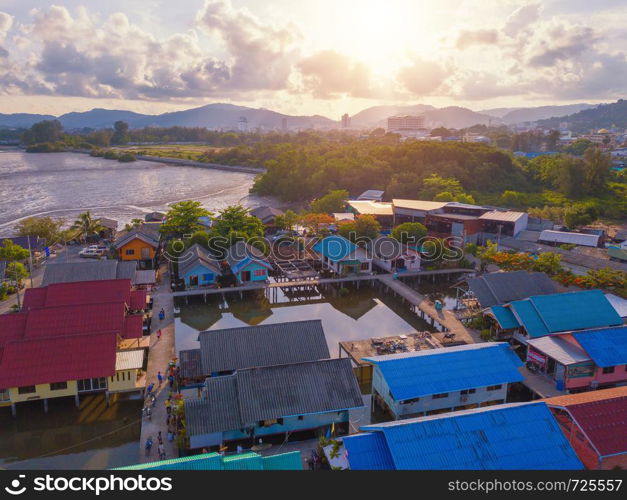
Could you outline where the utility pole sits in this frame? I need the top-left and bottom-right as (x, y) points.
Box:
(27, 236), (34, 289)
(14, 265), (21, 310)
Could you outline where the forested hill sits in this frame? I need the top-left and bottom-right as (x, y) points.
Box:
(536, 100), (627, 132)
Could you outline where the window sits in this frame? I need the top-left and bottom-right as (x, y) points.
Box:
(77, 377), (107, 392)
(461, 389), (476, 395)
(360, 262), (370, 271)
(254, 269), (266, 277)
(50, 382), (68, 391)
(400, 397), (420, 405)
(297, 415), (304, 420)
(18, 386), (36, 395)
(486, 385), (502, 391)
(432, 393), (449, 399)
(0, 389), (9, 402)
(602, 366), (615, 374)
(202, 273), (214, 282)
(125, 249), (135, 255)
(260, 419), (279, 427)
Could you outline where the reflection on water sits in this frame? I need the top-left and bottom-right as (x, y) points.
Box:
(0, 393), (142, 470)
(175, 284), (435, 355)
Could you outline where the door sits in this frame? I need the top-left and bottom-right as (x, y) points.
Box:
(189, 275), (198, 287)
(141, 247), (151, 259)
(241, 270), (251, 282)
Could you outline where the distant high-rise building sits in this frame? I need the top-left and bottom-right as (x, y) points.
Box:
(387, 115), (425, 133)
(237, 116), (248, 133)
(341, 113), (351, 129)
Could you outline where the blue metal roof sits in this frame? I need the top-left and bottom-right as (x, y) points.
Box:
(352, 403), (583, 470)
(490, 305), (520, 330)
(342, 432), (395, 470)
(363, 343), (523, 401)
(262, 451), (303, 470)
(113, 451), (303, 470)
(508, 290), (621, 339)
(312, 235), (357, 262)
(573, 326), (627, 368)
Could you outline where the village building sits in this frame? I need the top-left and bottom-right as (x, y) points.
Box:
(42, 260), (140, 286)
(525, 326), (627, 393)
(486, 290), (623, 344)
(544, 388), (627, 470)
(365, 343), (523, 419)
(184, 358), (363, 449)
(538, 230), (602, 248)
(464, 270), (558, 309)
(346, 200), (394, 229)
(113, 223), (161, 269)
(98, 218), (118, 240)
(178, 244), (222, 289)
(179, 320), (329, 384)
(224, 241), (272, 285)
(342, 402), (583, 470)
(115, 450), (303, 471)
(356, 190), (385, 202)
(313, 235), (372, 275)
(369, 236), (421, 273)
(249, 206), (284, 226)
(0, 298), (146, 415)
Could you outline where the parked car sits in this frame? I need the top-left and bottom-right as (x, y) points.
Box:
(78, 248), (102, 258)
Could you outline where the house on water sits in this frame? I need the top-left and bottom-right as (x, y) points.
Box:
(184, 358), (363, 450)
(369, 236), (421, 273)
(544, 387), (627, 470)
(224, 241), (272, 285)
(178, 320), (330, 385)
(313, 235), (372, 275)
(365, 342), (523, 419)
(114, 223), (161, 269)
(178, 244), (222, 289)
(342, 402), (583, 470)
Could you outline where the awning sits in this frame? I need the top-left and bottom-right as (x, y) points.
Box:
(527, 336), (591, 365)
(115, 350), (145, 371)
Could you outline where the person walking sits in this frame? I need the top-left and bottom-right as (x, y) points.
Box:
(145, 436), (153, 456)
(156, 329), (162, 341)
(158, 443), (166, 460)
(168, 374), (174, 389)
(158, 431), (163, 445)
(157, 371), (163, 386)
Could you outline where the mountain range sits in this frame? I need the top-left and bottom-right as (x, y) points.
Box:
(0, 101), (615, 132)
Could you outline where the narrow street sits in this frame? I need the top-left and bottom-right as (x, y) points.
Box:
(138, 263), (177, 463)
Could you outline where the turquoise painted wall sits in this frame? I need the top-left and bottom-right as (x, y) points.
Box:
(236, 261), (269, 283)
(183, 263), (218, 287)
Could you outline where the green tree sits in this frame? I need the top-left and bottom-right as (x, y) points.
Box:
(210, 205), (265, 241)
(274, 210), (299, 231)
(111, 121), (130, 145)
(564, 139), (594, 156)
(21, 119), (64, 144)
(70, 211), (104, 243)
(160, 201), (211, 237)
(337, 214), (381, 242)
(0, 240), (30, 261)
(583, 146), (611, 194)
(187, 230), (210, 249)
(420, 174), (464, 200)
(434, 191), (455, 202)
(532, 252), (562, 275)
(310, 189), (349, 214)
(386, 173), (422, 199)
(15, 216), (64, 244)
(6, 261), (28, 284)
(391, 222), (428, 245)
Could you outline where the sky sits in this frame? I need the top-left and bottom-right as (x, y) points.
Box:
(0, 0), (625, 118)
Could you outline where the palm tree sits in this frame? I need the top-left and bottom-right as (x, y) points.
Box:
(71, 211), (104, 243)
(124, 218), (144, 232)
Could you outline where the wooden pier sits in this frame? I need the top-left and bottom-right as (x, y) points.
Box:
(173, 268), (479, 345)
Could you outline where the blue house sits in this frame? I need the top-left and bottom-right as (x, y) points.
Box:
(178, 244), (222, 288)
(224, 241), (272, 285)
(365, 343), (523, 419)
(313, 235), (372, 275)
(184, 358), (364, 449)
(343, 402), (584, 470)
(487, 290), (623, 343)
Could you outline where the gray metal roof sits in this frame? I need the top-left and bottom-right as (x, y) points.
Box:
(185, 358), (363, 436)
(527, 336), (591, 365)
(179, 348), (203, 378)
(178, 244), (221, 277)
(224, 240), (268, 269)
(466, 271), (557, 308)
(114, 223), (161, 249)
(42, 260), (139, 286)
(250, 206), (284, 224)
(185, 375), (240, 435)
(197, 320), (329, 374)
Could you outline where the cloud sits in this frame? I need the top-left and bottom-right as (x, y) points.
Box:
(397, 58), (449, 96)
(503, 3), (541, 37)
(455, 29), (499, 49)
(296, 50), (375, 99)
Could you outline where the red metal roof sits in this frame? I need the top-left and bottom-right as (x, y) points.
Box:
(129, 289), (147, 311)
(22, 279), (134, 310)
(123, 314), (144, 339)
(546, 388), (627, 458)
(0, 332), (117, 389)
(566, 397), (627, 457)
(23, 302), (127, 338)
(0, 313), (28, 347)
